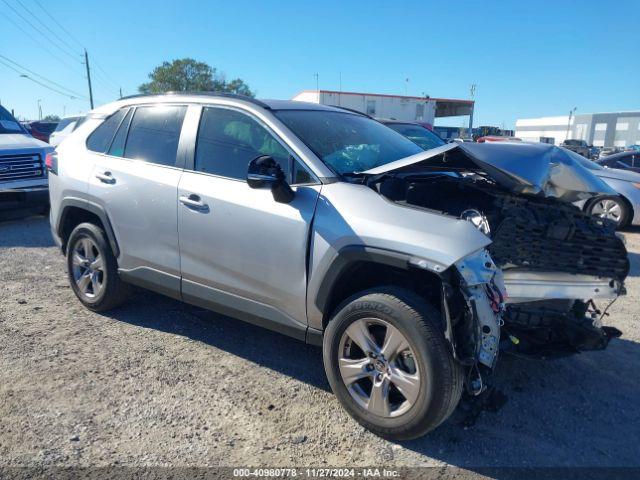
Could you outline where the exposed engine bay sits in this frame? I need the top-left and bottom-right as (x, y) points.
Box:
(356, 142), (630, 393)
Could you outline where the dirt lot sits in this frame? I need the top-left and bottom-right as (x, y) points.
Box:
(1, 215), (639, 470)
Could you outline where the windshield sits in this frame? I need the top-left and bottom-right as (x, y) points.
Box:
(54, 117), (80, 132)
(273, 110), (422, 174)
(384, 123), (445, 151)
(0, 106), (25, 134)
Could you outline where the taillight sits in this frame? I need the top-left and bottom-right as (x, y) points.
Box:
(45, 152), (57, 174)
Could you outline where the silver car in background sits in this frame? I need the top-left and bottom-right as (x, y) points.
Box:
(48, 93), (629, 439)
(572, 154), (640, 228)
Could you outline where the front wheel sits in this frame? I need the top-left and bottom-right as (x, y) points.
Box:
(323, 287), (463, 440)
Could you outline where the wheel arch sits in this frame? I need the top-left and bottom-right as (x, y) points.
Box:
(56, 198), (120, 257)
(584, 194), (634, 228)
(315, 246), (445, 329)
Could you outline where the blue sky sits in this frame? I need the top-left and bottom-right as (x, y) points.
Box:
(1, 0), (638, 127)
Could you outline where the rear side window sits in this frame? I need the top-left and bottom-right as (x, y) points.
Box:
(86, 109), (128, 153)
(195, 107), (291, 180)
(123, 105), (187, 167)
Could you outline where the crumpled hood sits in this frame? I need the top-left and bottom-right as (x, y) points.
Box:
(361, 142), (616, 202)
(0, 133), (49, 149)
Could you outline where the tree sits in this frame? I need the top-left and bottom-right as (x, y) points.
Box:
(138, 58), (254, 97)
(43, 114), (60, 122)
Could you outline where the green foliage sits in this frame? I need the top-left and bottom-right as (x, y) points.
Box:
(138, 58), (254, 97)
(43, 114), (60, 122)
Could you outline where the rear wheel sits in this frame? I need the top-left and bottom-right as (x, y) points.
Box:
(66, 222), (129, 312)
(588, 196), (629, 228)
(323, 287), (463, 440)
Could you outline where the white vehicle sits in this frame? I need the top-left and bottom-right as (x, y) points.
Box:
(49, 115), (85, 147)
(1, 105), (53, 217)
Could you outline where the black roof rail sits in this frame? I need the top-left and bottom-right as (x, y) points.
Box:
(119, 91), (271, 109)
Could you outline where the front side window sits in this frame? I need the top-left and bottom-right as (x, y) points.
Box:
(123, 105), (187, 166)
(274, 110), (422, 175)
(195, 107), (293, 181)
(617, 155), (632, 167)
(86, 108), (128, 153)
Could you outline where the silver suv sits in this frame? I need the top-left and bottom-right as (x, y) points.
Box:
(49, 93), (628, 439)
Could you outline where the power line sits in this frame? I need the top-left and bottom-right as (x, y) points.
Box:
(92, 61), (121, 91)
(0, 57), (81, 99)
(33, 0), (85, 50)
(0, 53), (87, 99)
(32, 0), (122, 100)
(14, 0), (81, 58)
(1, 0), (82, 65)
(0, 10), (83, 76)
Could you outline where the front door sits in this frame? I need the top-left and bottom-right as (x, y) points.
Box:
(177, 105), (320, 335)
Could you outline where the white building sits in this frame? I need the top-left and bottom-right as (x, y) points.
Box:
(516, 111), (640, 147)
(292, 90), (474, 129)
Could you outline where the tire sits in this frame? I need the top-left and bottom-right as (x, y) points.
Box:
(587, 196), (629, 229)
(323, 286), (463, 440)
(66, 222), (130, 312)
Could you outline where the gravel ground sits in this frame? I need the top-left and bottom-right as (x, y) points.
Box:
(0, 215), (639, 470)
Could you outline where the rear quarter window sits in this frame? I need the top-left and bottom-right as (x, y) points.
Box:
(86, 109), (128, 153)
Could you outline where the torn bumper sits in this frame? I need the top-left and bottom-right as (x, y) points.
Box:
(455, 249), (505, 370)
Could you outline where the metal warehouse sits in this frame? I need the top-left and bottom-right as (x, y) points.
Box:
(292, 90), (474, 130)
(515, 111), (640, 147)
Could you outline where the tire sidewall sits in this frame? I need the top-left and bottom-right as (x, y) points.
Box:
(323, 289), (452, 436)
(66, 224), (112, 308)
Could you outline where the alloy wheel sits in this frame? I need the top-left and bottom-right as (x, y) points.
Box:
(71, 236), (104, 299)
(591, 199), (623, 224)
(338, 318), (421, 418)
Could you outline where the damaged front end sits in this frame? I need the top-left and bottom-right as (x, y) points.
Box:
(359, 142), (629, 367)
(442, 249), (506, 394)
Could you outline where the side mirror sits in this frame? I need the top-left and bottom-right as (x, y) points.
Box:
(247, 155), (295, 204)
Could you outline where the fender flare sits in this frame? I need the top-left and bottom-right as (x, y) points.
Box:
(314, 245), (413, 316)
(56, 197), (120, 257)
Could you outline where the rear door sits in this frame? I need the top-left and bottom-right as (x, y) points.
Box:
(87, 104), (189, 296)
(177, 104), (320, 335)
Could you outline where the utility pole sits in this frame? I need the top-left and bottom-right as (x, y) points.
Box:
(119, 87), (123, 99)
(566, 107), (577, 141)
(468, 84), (476, 137)
(84, 49), (94, 109)
(37, 99), (42, 120)
(313, 73), (319, 102)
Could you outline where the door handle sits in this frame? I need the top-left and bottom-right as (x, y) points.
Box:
(95, 171), (115, 184)
(179, 194), (208, 211)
